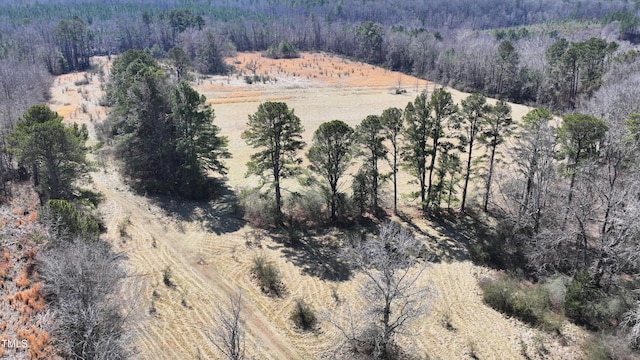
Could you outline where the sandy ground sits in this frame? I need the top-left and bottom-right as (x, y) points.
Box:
(45, 53), (587, 360)
(192, 52), (534, 188)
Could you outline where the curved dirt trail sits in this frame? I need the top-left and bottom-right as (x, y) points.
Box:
(92, 170), (305, 360)
(47, 59), (307, 359)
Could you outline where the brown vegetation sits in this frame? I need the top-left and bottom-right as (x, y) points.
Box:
(0, 187), (54, 359)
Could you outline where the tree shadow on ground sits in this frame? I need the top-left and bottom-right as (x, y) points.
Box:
(400, 208), (526, 271)
(396, 208), (495, 264)
(149, 183), (245, 235)
(268, 227), (353, 282)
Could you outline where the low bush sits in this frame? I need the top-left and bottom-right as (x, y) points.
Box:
(290, 298), (317, 330)
(564, 271), (632, 331)
(286, 190), (326, 227)
(262, 40), (299, 59)
(41, 199), (101, 240)
(239, 189), (278, 228)
(481, 275), (558, 330)
(581, 335), (613, 360)
(251, 255), (283, 296)
(163, 267), (175, 288)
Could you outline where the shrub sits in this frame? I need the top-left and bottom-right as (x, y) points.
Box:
(481, 276), (516, 315)
(163, 267), (175, 288)
(42, 199), (101, 239)
(581, 336), (612, 360)
(565, 272), (633, 331)
(239, 189), (278, 228)
(481, 275), (557, 329)
(251, 255), (283, 296)
(564, 271), (604, 328)
(74, 77), (90, 86)
(290, 298), (317, 330)
(286, 190), (326, 227)
(262, 41), (299, 59)
(543, 276), (568, 312)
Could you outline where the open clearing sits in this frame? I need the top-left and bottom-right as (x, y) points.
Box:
(46, 52), (588, 359)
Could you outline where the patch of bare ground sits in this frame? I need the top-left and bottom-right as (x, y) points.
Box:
(46, 53), (588, 359)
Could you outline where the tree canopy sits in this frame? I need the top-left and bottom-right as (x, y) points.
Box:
(307, 119), (354, 222)
(102, 50), (229, 198)
(9, 105), (88, 202)
(243, 101), (305, 225)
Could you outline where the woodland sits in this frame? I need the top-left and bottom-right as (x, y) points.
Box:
(2, 0), (640, 359)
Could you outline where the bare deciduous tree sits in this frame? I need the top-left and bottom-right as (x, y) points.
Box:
(336, 221), (432, 359)
(208, 292), (246, 360)
(39, 239), (131, 360)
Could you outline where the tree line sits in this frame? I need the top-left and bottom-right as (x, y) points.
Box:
(0, 0), (636, 112)
(241, 90), (518, 226)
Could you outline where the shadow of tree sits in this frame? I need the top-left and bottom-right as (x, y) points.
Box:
(270, 228), (353, 282)
(398, 213), (471, 263)
(412, 208), (525, 271)
(150, 184), (245, 235)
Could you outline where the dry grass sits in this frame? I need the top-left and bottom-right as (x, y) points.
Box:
(43, 53), (587, 360)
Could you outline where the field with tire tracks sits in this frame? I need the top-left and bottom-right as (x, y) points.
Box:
(47, 53), (587, 359)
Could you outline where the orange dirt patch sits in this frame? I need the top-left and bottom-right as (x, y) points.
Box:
(228, 52), (423, 88)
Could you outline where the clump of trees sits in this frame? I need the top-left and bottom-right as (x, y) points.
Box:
(101, 49), (230, 199)
(0, 101), (130, 359)
(8, 105), (89, 203)
(240, 89), (519, 228)
(263, 40), (300, 59)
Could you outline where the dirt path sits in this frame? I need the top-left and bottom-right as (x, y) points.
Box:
(48, 58), (309, 359)
(92, 169), (305, 360)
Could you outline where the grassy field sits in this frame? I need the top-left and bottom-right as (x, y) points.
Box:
(46, 52), (588, 360)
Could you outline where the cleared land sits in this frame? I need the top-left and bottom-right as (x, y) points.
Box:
(46, 52), (587, 359)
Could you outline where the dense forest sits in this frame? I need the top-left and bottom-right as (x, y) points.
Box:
(3, 0), (640, 359)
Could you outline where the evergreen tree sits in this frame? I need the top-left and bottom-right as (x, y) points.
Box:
(9, 105), (88, 202)
(426, 88), (457, 209)
(172, 82), (230, 198)
(243, 102), (305, 225)
(380, 107), (403, 215)
(402, 94), (430, 211)
(355, 115), (387, 216)
(307, 120), (354, 222)
(480, 99), (513, 212)
(456, 93), (490, 212)
(557, 113), (608, 213)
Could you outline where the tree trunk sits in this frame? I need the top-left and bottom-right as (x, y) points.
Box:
(330, 183), (337, 221)
(31, 162), (39, 187)
(46, 158), (60, 199)
(381, 291), (392, 358)
(483, 143), (497, 212)
(461, 139), (474, 212)
(564, 149), (581, 225)
(447, 172), (454, 210)
(372, 159), (379, 216)
(275, 174), (282, 226)
(420, 169), (426, 212)
(392, 144), (398, 215)
(426, 135), (439, 210)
